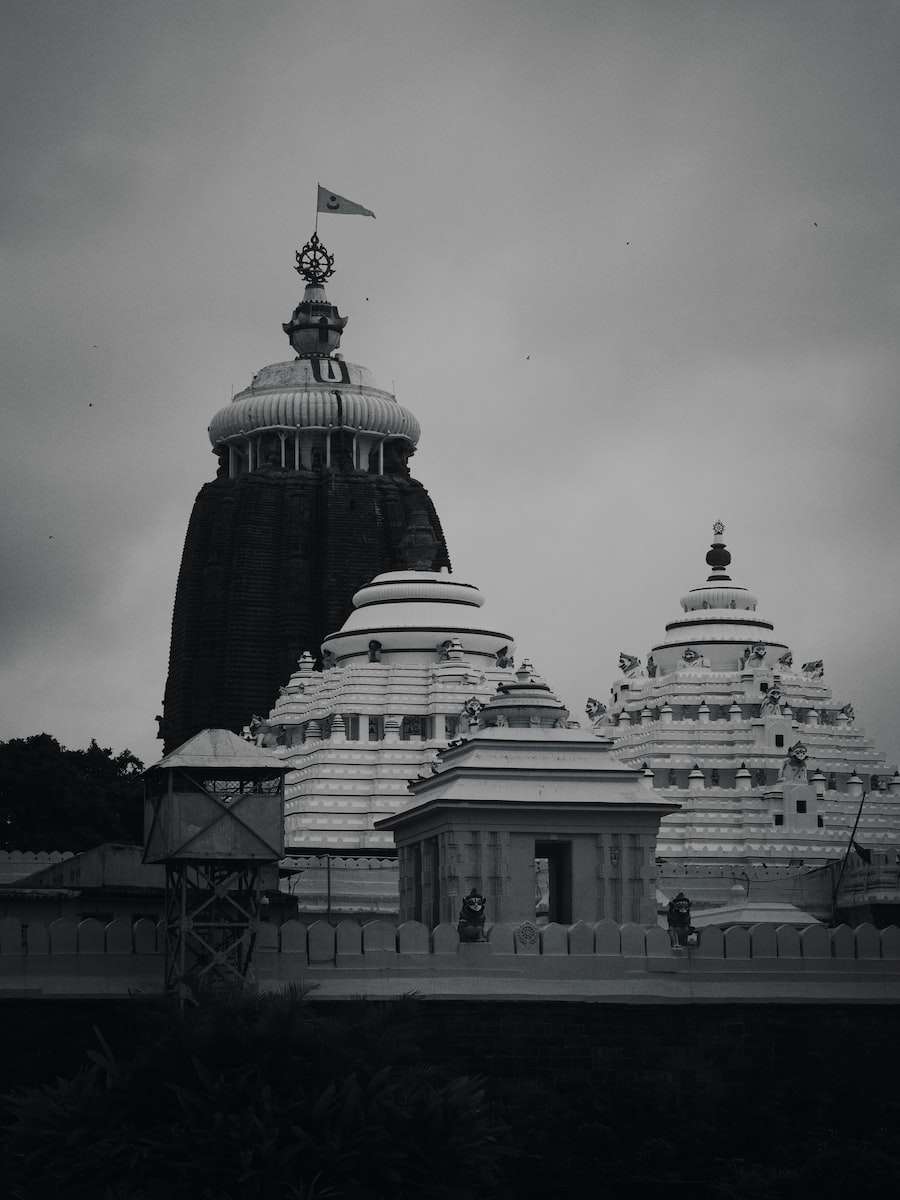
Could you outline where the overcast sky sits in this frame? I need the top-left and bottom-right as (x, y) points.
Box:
(2, 0), (899, 770)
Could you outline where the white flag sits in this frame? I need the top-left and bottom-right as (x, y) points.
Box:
(317, 184), (375, 218)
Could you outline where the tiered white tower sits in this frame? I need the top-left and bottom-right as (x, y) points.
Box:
(601, 523), (900, 906)
(260, 565), (518, 855)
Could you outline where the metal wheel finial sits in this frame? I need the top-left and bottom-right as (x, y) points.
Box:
(294, 232), (335, 284)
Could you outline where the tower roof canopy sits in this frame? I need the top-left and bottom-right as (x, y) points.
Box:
(322, 569), (514, 664)
(208, 358), (420, 448)
(147, 728), (285, 773)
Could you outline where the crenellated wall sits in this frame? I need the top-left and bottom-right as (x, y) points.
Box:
(2, 915), (899, 1001)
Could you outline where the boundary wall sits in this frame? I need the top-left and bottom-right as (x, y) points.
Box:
(1, 915), (899, 1000)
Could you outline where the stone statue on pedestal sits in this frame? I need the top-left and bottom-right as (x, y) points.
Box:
(667, 892), (697, 950)
(457, 888), (487, 943)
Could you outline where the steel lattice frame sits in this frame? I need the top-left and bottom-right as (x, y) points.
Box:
(164, 860), (266, 997)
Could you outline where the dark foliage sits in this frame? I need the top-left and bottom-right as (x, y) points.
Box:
(0, 733), (143, 852)
(1, 991), (504, 1200)
(3, 997), (900, 1200)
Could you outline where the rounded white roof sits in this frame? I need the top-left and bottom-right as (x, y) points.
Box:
(207, 359), (420, 447)
(323, 571), (514, 663)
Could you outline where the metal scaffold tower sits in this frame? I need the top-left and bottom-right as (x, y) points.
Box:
(143, 729), (286, 999)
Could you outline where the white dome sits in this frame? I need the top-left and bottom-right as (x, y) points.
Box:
(207, 359), (420, 447)
(323, 571), (513, 665)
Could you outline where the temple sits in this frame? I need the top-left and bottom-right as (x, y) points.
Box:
(259, 563), (518, 854)
(601, 523), (900, 916)
(160, 234), (450, 751)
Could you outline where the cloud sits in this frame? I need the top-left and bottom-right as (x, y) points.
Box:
(1, 0), (898, 771)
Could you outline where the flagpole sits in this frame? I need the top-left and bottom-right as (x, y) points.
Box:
(314, 183), (319, 235)
(831, 788), (867, 924)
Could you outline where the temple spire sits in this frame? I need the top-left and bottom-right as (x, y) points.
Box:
(282, 232), (347, 357)
(705, 519), (732, 581)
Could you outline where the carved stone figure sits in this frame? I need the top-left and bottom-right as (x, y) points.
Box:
(368, 639), (382, 663)
(681, 647), (706, 668)
(759, 687), (783, 717)
(740, 646), (753, 669)
(780, 741), (809, 783)
(438, 640), (452, 661)
(839, 702), (855, 722)
(585, 697), (608, 725)
(711, 767), (720, 786)
(667, 892), (696, 950)
(802, 659), (824, 679)
(322, 649), (336, 670)
(618, 652), (641, 677)
(457, 888), (487, 943)
(495, 645), (514, 669)
(778, 650), (793, 668)
(646, 655), (657, 678)
(751, 642), (767, 662)
(463, 696), (484, 726)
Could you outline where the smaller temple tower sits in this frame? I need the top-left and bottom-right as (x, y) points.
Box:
(378, 669), (677, 927)
(596, 523), (900, 912)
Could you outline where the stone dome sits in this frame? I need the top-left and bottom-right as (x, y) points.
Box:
(208, 358), (420, 449)
(479, 661), (570, 729)
(321, 570), (514, 666)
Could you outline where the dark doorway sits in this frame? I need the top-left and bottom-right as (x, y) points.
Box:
(534, 841), (572, 925)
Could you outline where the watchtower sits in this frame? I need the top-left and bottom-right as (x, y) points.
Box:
(144, 729), (286, 997)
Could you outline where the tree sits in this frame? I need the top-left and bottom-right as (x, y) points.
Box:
(0, 734), (144, 852)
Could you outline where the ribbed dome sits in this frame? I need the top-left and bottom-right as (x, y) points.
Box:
(208, 360), (420, 448)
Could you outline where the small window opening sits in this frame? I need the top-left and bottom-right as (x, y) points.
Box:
(796, 799), (807, 814)
(775, 734), (784, 748)
(773, 813), (784, 826)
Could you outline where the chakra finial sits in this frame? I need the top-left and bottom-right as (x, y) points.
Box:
(705, 522), (731, 574)
(294, 232), (336, 285)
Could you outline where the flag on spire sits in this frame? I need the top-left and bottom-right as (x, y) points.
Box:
(317, 184), (375, 218)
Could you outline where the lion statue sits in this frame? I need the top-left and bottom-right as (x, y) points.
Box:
(585, 697), (608, 725)
(802, 659), (824, 678)
(457, 888), (487, 943)
(618, 652), (642, 677)
(780, 740), (809, 783)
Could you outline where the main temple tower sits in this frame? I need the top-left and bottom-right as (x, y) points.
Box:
(160, 234), (450, 751)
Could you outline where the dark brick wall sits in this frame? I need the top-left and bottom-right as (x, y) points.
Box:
(161, 466), (450, 751)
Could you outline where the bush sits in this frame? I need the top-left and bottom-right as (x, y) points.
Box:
(2, 992), (505, 1200)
